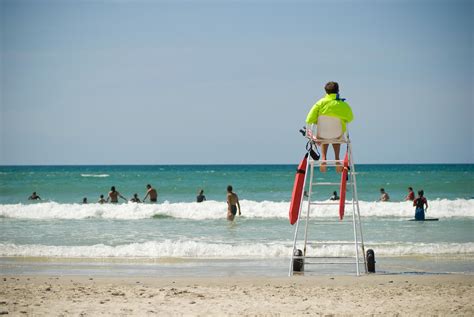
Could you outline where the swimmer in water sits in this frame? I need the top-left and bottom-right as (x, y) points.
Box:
(226, 185), (241, 221)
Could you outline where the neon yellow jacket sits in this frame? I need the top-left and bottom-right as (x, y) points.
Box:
(305, 93), (354, 132)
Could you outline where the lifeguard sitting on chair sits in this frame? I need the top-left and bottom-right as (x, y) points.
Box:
(305, 81), (354, 173)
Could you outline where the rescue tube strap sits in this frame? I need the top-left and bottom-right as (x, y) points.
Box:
(306, 141), (320, 161)
(296, 169), (305, 174)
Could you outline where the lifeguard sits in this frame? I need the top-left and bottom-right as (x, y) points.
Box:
(306, 82), (353, 172)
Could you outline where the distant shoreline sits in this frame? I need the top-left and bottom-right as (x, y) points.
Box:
(2, 255), (474, 277)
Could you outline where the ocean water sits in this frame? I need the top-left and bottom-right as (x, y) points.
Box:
(0, 164), (473, 276)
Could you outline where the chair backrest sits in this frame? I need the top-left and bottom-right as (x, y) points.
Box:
(316, 115), (343, 139)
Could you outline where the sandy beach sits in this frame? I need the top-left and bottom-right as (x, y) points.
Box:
(1, 274), (473, 316)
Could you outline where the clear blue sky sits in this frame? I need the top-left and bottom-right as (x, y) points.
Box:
(1, 0), (472, 165)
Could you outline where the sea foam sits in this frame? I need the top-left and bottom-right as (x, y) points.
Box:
(80, 174), (110, 178)
(0, 199), (472, 220)
(0, 241), (473, 258)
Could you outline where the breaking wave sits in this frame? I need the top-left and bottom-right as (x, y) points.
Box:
(0, 199), (472, 220)
(0, 240), (473, 258)
(80, 174), (110, 178)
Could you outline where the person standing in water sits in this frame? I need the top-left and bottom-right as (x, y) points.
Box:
(130, 193), (141, 203)
(143, 184), (158, 203)
(196, 189), (206, 203)
(98, 194), (106, 204)
(405, 187), (415, 201)
(107, 186), (127, 203)
(413, 190), (428, 220)
(226, 185), (241, 221)
(380, 188), (390, 201)
(28, 192), (41, 200)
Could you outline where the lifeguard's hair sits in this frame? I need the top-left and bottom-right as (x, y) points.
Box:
(227, 185), (233, 192)
(325, 81), (339, 94)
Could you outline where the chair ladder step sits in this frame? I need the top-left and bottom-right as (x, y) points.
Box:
(309, 202), (340, 206)
(311, 182), (341, 186)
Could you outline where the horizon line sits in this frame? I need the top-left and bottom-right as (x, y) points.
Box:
(1, 162), (473, 167)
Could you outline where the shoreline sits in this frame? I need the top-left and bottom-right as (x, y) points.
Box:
(2, 255), (474, 278)
(1, 274), (473, 315)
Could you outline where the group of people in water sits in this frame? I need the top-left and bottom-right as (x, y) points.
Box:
(379, 187), (429, 220)
(28, 185), (158, 204)
(326, 186), (428, 220)
(28, 184), (242, 222)
(29, 185), (427, 220)
(89, 184), (159, 204)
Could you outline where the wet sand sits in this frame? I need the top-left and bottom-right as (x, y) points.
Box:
(1, 274), (473, 316)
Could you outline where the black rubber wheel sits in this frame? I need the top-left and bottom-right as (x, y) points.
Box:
(367, 249), (375, 273)
(293, 249), (304, 272)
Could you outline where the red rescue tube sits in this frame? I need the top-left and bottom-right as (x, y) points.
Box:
(339, 152), (349, 220)
(289, 153), (308, 225)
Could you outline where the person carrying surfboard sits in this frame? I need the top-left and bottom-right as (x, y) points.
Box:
(305, 81), (354, 173)
(413, 190), (428, 220)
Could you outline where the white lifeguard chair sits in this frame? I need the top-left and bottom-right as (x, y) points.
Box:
(289, 116), (367, 276)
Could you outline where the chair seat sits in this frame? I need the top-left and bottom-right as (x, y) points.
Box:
(307, 115), (347, 144)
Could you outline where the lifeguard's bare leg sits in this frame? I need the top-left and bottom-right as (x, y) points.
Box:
(333, 144), (343, 173)
(320, 144), (329, 172)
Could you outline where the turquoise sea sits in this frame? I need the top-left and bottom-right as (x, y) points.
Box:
(1, 164), (473, 276)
